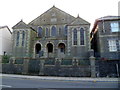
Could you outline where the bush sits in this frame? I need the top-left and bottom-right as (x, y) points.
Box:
(2, 55), (10, 63)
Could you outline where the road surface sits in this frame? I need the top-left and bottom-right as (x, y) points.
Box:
(1, 76), (119, 89)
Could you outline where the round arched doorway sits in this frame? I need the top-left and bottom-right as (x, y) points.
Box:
(35, 43), (43, 57)
(58, 43), (65, 54)
(47, 43), (53, 53)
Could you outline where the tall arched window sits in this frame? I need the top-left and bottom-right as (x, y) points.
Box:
(51, 26), (57, 36)
(46, 28), (49, 37)
(80, 28), (85, 45)
(64, 25), (68, 36)
(38, 27), (42, 37)
(16, 31), (20, 46)
(22, 31), (25, 46)
(73, 29), (77, 45)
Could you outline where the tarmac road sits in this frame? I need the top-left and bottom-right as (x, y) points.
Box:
(1, 75), (119, 89)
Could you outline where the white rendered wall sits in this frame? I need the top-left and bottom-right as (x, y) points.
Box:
(0, 29), (2, 55)
(0, 27), (12, 55)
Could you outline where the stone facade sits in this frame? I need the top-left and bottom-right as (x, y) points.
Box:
(91, 16), (120, 77)
(12, 6), (91, 59)
(11, 6), (94, 76)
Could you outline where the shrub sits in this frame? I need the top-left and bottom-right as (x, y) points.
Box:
(2, 55), (10, 63)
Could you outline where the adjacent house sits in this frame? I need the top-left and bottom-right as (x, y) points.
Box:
(91, 16), (120, 77)
(0, 26), (12, 61)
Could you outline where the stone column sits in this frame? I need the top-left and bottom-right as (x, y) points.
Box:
(90, 56), (96, 78)
(55, 58), (61, 76)
(9, 57), (15, 64)
(8, 57), (16, 74)
(39, 59), (45, 75)
(22, 59), (29, 74)
(72, 57), (78, 66)
(55, 58), (61, 66)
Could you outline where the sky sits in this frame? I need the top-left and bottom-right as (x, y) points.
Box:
(0, 0), (119, 31)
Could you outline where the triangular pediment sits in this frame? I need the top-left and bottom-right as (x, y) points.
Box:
(29, 6), (75, 25)
(12, 20), (30, 29)
(70, 16), (90, 25)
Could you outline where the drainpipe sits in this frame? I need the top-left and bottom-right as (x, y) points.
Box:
(116, 63), (119, 77)
(102, 17), (105, 33)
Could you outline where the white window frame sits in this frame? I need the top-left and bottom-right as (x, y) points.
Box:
(79, 27), (86, 46)
(119, 40), (120, 51)
(72, 28), (78, 46)
(72, 27), (86, 46)
(110, 22), (119, 32)
(108, 40), (117, 52)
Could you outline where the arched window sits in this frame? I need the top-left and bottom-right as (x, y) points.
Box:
(38, 27), (42, 37)
(64, 25), (68, 36)
(51, 26), (57, 36)
(22, 31), (25, 46)
(16, 31), (20, 46)
(80, 28), (85, 45)
(73, 29), (77, 45)
(46, 28), (49, 37)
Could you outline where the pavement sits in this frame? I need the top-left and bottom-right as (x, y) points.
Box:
(0, 74), (119, 82)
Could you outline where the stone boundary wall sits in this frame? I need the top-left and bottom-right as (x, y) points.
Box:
(2, 58), (92, 77)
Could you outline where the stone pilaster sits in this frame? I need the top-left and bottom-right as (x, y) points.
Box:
(55, 58), (61, 66)
(22, 59), (29, 74)
(9, 57), (15, 64)
(39, 60), (45, 75)
(90, 56), (96, 77)
(72, 57), (78, 66)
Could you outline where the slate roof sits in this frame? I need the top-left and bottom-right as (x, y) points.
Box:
(98, 16), (120, 21)
(12, 20), (30, 29)
(69, 15), (90, 25)
(0, 26), (12, 34)
(13, 6), (90, 28)
(91, 16), (120, 36)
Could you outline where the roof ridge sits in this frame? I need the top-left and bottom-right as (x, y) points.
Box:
(28, 6), (75, 25)
(69, 16), (90, 25)
(12, 20), (30, 29)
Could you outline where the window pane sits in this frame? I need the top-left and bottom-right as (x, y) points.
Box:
(51, 26), (57, 36)
(16, 32), (20, 46)
(73, 29), (77, 45)
(80, 28), (85, 45)
(64, 25), (67, 36)
(108, 40), (117, 51)
(38, 27), (42, 37)
(119, 40), (120, 51)
(111, 22), (119, 32)
(60, 48), (64, 52)
(22, 31), (25, 46)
